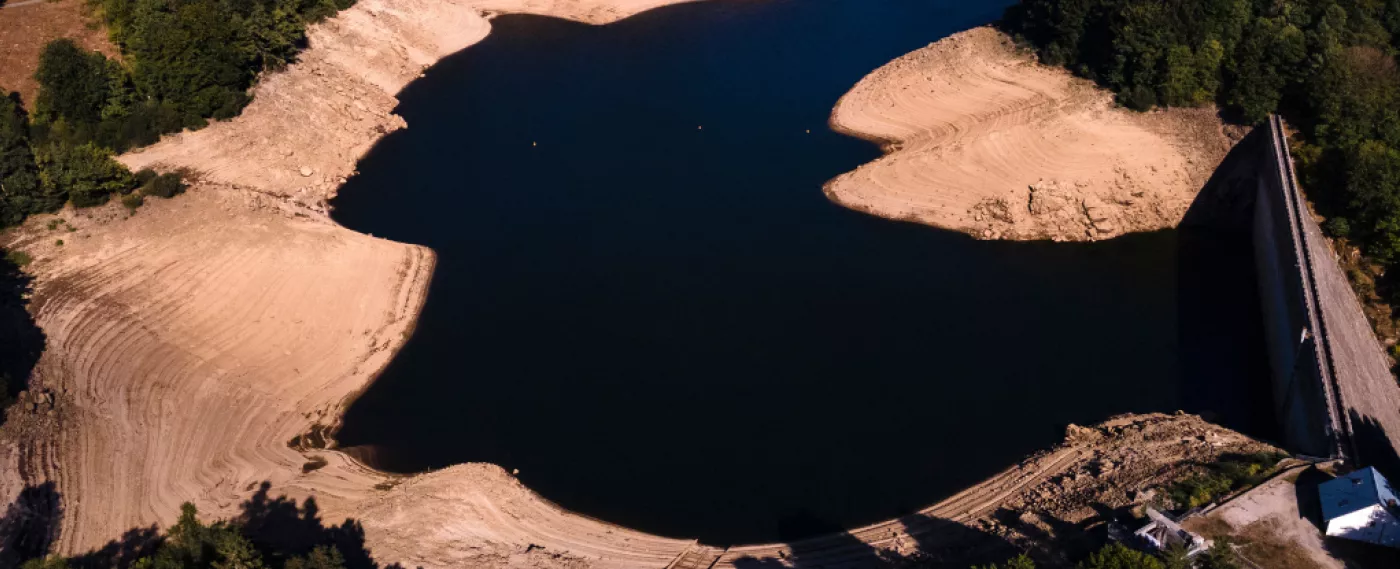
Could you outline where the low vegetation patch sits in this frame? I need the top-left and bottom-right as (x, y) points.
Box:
(1167, 452), (1288, 509)
(4, 249), (32, 268)
(2, 0), (357, 231)
(976, 541), (1244, 569)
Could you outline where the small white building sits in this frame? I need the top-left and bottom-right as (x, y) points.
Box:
(1319, 467), (1400, 548)
(1134, 507), (1210, 557)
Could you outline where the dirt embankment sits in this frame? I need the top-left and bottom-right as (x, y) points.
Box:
(827, 27), (1237, 242)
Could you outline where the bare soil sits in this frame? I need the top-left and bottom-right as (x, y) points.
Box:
(827, 27), (1237, 242)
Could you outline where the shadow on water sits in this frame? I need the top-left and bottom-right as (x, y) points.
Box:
(1175, 128), (1277, 441)
(0, 249), (45, 425)
(327, 0), (1272, 545)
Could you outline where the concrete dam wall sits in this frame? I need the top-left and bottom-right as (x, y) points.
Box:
(1252, 116), (1349, 458)
(1250, 116), (1400, 469)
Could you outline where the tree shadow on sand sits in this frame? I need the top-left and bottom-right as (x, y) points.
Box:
(726, 508), (1062, 569)
(0, 249), (46, 426)
(235, 481), (408, 569)
(0, 482), (63, 568)
(57, 481), (411, 569)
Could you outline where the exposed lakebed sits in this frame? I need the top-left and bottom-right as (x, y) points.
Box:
(330, 0), (1271, 545)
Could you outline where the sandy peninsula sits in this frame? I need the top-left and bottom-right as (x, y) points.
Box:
(827, 27), (1236, 241)
(1, 4), (1253, 569)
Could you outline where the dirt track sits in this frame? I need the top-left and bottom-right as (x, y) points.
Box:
(827, 27), (1235, 242)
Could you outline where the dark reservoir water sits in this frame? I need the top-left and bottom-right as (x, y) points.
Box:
(331, 0), (1272, 545)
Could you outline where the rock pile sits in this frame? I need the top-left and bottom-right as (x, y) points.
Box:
(11, 388), (56, 417)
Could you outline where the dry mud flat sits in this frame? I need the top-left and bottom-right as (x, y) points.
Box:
(828, 27), (1235, 241)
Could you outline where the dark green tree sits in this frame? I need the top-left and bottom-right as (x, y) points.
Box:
(0, 93), (43, 227)
(1076, 543), (1164, 569)
(33, 39), (114, 128)
(19, 556), (71, 569)
(1346, 140), (1400, 261)
(284, 546), (344, 569)
(974, 554), (1037, 569)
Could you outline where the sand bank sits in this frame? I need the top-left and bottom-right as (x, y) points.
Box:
(828, 27), (1235, 241)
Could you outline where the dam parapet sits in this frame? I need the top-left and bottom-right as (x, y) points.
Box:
(1252, 116), (1351, 459)
(1249, 115), (1400, 468)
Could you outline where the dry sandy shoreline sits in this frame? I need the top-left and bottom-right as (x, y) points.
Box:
(0, 5), (1245, 568)
(826, 27), (1236, 242)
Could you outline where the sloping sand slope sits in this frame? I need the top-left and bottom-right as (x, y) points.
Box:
(828, 27), (1233, 241)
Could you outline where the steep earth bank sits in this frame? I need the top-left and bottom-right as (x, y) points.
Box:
(827, 27), (1237, 241)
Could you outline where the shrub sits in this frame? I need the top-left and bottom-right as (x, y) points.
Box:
(1325, 216), (1352, 237)
(143, 172), (186, 198)
(1198, 539), (1242, 569)
(976, 554), (1037, 569)
(1077, 543), (1163, 569)
(133, 167), (157, 187)
(121, 192), (144, 210)
(34, 142), (136, 208)
(4, 250), (32, 268)
(1168, 452), (1286, 508)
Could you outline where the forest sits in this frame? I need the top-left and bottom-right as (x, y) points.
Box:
(0, 0), (354, 231)
(1002, 0), (1400, 298)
